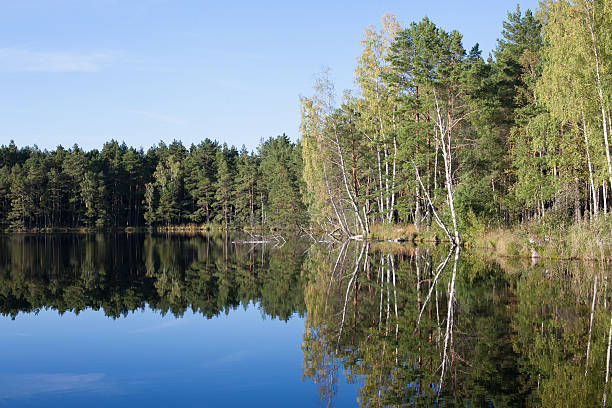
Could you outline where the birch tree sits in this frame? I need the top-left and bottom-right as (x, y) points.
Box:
(354, 14), (401, 225)
(538, 0), (612, 216)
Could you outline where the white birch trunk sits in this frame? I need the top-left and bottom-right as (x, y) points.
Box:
(384, 144), (390, 222)
(389, 132), (397, 224)
(604, 182), (608, 216)
(376, 148), (385, 223)
(433, 89), (460, 245)
(583, 113), (599, 216)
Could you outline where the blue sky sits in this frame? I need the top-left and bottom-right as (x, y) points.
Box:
(0, 0), (539, 152)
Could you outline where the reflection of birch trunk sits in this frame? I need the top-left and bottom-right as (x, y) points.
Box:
(379, 254), (384, 330)
(414, 248), (454, 331)
(586, 275), (597, 376)
(337, 243), (366, 351)
(326, 242), (349, 313)
(436, 287), (440, 344)
(605, 313), (612, 406)
(439, 246), (459, 396)
(385, 255), (390, 337)
(416, 248), (421, 332)
(416, 248), (421, 305)
(389, 253), (398, 363)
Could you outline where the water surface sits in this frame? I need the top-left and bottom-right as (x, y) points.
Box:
(1, 234), (611, 406)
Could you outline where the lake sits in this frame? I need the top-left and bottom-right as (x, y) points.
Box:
(0, 234), (610, 407)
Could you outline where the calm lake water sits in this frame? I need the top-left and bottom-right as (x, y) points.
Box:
(0, 234), (611, 407)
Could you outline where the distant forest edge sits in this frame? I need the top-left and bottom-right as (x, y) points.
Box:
(0, 135), (304, 231)
(2, 2), (612, 243)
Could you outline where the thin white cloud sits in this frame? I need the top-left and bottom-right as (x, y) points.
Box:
(131, 110), (187, 126)
(0, 48), (115, 72)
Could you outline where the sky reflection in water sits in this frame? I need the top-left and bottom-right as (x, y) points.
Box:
(0, 304), (359, 407)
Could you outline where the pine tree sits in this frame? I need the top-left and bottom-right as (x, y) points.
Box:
(214, 149), (235, 229)
(7, 164), (30, 230)
(234, 146), (258, 227)
(259, 135), (306, 229)
(184, 139), (219, 223)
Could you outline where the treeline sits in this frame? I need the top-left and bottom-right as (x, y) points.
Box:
(300, 1), (612, 242)
(0, 135), (305, 231)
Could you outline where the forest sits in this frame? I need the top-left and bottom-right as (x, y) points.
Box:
(0, 135), (305, 231)
(1, 1), (611, 244)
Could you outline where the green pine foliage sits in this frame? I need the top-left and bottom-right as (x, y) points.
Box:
(0, 135), (307, 231)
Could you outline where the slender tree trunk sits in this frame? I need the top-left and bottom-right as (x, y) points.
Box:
(414, 183), (421, 228)
(260, 192), (264, 227)
(604, 182), (608, 216)
(583, 113), (599, 217)
(384, 143), (390, 221)
(389, 135), (397, 223)
(363, 205), (370, 235)
(376, 147), (385, 223)
(575, 174), (582, 223)
(432, 89), (459, 245)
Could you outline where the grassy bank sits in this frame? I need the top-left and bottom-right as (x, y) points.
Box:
(366, 216), (612, 262)
(367, 224), (419, 241)
(470, 217), (612, 262)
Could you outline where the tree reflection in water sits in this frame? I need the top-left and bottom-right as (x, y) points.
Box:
(0, 233), (306, 320)
(302, 242), (612, 407)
